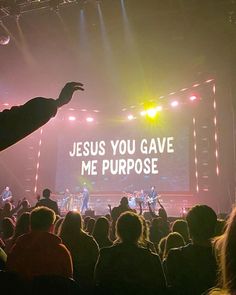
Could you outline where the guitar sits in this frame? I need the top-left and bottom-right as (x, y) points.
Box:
(146, 194), (161, 204)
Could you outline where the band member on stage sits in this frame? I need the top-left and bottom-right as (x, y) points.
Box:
(139, 189), (146, 205)
(62, 188), (71, 211)
(0, 186), (12, 205)
(147, 186), (158, 212)
(81, 187), (89, 214)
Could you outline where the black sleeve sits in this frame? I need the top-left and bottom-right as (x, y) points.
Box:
(151, 253), (167, 294)
(0, 97), (58, 151)
(165, 249), (183, 290)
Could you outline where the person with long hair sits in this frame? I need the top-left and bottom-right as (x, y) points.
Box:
(92, 217), (113, 249)
(95, 212), (166, 295)
(210, 207), (236, 294)
(5, 212), (30, 254)
(59, 211), (99, 291)
(172, 219), (191, 244)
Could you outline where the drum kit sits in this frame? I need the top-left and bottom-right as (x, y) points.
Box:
(57, 192), (82, 212)
(126, 191), (149, 209)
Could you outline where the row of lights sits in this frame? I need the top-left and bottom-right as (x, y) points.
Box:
(127, 95), (198, 121)
(68, 116), (94, 122)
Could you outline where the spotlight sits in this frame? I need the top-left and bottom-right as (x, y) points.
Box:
(146, 108), (157, 118)
(189, 95), (197, 101)
(127, 114), (134, 120)
(171, 101), (179, 107)
(86, 117), (94, 122)
(156, 106), (163, 112)
(140, 110), (146, 117)
(68, 116), (76, 121)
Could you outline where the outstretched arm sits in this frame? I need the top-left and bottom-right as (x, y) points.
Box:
(0, 82), (84, 151)
(157, 198), (164, 210)
(148, 202), (157, 218)
(108, 204), (112, 215)
(138, 201), (143, 215)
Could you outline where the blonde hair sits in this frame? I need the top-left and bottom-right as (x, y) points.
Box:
(214, 207), (236, 294)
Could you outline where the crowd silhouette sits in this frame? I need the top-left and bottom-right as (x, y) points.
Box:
(0, 188), (233, 295)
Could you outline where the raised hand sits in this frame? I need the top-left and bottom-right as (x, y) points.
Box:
(56, 82), (84, 107)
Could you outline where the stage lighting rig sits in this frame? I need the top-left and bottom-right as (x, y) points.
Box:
(0, 0), (81, 20)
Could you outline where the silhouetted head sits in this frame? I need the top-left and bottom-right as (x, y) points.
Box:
(42, 188), (51, 199)
(21, 199), (30, 209)
(14, 212), (30, 239)
(83, 216), (91, 230)
(30, 206), (56, 232)
(93, 217), (110, 239)
(3, 202), (12, 213)
(2, 217), (15, 239)
(172, 219), (190, 243)
(219, 207), (236, 293)
(151, 217), (164, 228)
(116, 212), (142, 244)
(120, 196), (129, 206)
(186, 205), (217, 242)
(164, 232), (185, 258)
(87, 218), (95, 235)
(60, 211), (83, 237)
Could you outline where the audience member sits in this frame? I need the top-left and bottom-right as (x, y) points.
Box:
(17, 199), (31, 218)
(92, 217), (113, 249)
(54, 217), (64, 236)
(210, 207), (236, 294)
(5, 212), (30, 254)
(36, 188), (59, 215)
(86, 217), (95, 235)
(166, 205), (218, 295)
(59, 211), (99, 290)
(95, 212), (167, 295)
(163, 232), (185, 259)
(110, 196), (134, 239)
(158, 237), (167, 260)
(172, 219), (191, 244)
(149, 217), (167, 250)
(139, 215), (156, 253)
(7, 206), (73, 279)
(1, 217), (15, 247)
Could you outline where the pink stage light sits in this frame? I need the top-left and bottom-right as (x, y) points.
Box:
(68, 116), (76, 121)
(171, 101), (179, 107)
(86, 117), (94, 122)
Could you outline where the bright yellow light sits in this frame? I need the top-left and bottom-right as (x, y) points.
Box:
(146, 108), (157, 118)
